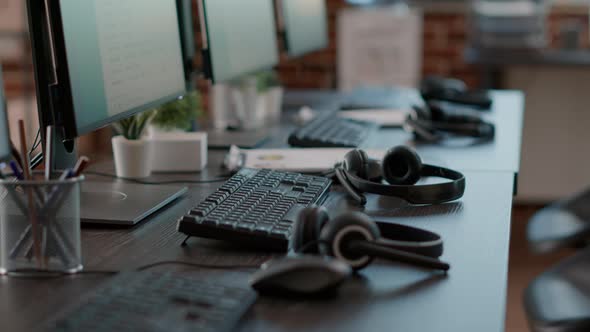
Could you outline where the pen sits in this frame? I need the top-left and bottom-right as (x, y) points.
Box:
(9, 161), (23, 180)
(43, 156), (90, 213)
(45, 126), (53, 181)
(11, 143), (22, 169)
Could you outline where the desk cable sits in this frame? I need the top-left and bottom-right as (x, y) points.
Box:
(3, 260), (265, 279)
(85, 171), (232, 185)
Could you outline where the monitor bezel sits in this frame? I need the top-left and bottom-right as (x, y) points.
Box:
(177, 0), (197, 91)
(40, 0), (187, 140)
(0, 68), (11, 162)
(200, 0), (280, 83)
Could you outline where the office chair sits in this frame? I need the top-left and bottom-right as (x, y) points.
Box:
(524, 247), (590, 332)
(527, 189), (590, 254)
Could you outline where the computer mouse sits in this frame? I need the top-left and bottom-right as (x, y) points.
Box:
(249, 256), (352, 297)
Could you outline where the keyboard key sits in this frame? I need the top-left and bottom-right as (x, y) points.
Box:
(203, 218), (219, 226)
(254, 224), (272, 236)
(270, 229), (290, 240)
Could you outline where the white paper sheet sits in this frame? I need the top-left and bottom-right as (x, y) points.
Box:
(242, 148), (387, 173)
(339, 109), (409, 127)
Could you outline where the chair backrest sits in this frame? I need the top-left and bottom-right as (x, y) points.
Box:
(524, 247), (590, 332)
(527, 189), (590, 254)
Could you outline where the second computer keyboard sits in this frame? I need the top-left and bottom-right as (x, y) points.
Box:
(288, 112), (379, 148)
(44, 272), (256, 332)
(177, 168), (332, 251)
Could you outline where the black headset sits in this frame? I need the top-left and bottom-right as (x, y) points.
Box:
(404, 101), (495, 143)
(335, 145), (465, 205)
(292, 206), (450, 271)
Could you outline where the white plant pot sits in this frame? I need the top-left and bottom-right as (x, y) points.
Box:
(265, 87), (284, 125)
(230, 78), (267, 130)
(210, 84), (234, 130)
(112, 136), (153, 179)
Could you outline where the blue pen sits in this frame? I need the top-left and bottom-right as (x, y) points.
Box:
(0, 162), (6, 180)
(9, 161), (24, 180)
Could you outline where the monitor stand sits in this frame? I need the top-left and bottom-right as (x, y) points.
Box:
(50, 135), (187, 226)
(80, 181), (187, 226)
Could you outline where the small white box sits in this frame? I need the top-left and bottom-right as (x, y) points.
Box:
(149, 132), (207, 172)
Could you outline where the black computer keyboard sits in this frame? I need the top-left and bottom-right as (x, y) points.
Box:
(44, 272), (256, 332)
(177, 168), (332, 251)
(288, 112), (379, 148)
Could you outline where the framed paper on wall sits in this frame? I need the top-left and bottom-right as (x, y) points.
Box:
(338, 6), (423, 91)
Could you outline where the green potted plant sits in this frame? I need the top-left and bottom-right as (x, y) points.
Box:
(149, 91), (202, 135)
(111, 111), (155, 179)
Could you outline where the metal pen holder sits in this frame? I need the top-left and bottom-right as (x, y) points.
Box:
(0, 175), (84, 275)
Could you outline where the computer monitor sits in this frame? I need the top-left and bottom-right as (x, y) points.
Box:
(27, 0), (188, 225)
(198, 0), (279, 83)
(33, 0), (186, 143)
(177, 0), (197, 90)
(0, 69), (11, 161)
(277, 0), (329, 57)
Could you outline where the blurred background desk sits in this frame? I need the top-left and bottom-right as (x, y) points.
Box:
(279, 89), (524, 177)
(465, 46), (590, 202)
(465, 47), (590, 88)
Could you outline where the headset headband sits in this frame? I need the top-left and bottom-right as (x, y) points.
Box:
(344, 164), (466, 205)
(374, 221), (444, 258)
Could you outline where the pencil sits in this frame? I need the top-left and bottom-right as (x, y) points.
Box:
(44, 126), (53, 181)
(17, 120), (42, 266)
(73, 156), (90, 177)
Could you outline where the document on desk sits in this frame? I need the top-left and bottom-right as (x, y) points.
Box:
(242, 149), (387, 172)
(339, 109), (409, 127)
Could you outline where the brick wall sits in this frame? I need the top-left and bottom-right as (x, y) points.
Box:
(272, 3), (590, 90)
(271, 2), (590, 90)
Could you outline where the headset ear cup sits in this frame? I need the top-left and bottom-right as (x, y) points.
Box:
(382, 146), (423, 185)
(292, 206), (330, 254)
(319, 212), (380, 270)
(344, 149), (370, 179)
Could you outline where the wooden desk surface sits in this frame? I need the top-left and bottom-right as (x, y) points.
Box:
(0, 90), (521, 331)
(0, 163), (515, 332)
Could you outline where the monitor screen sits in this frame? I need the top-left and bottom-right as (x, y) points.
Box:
(0, 69), (10, 161)
(59, 0), (186, 136)
(201, 0), (279, 83)
(282, 0), (328, 57)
